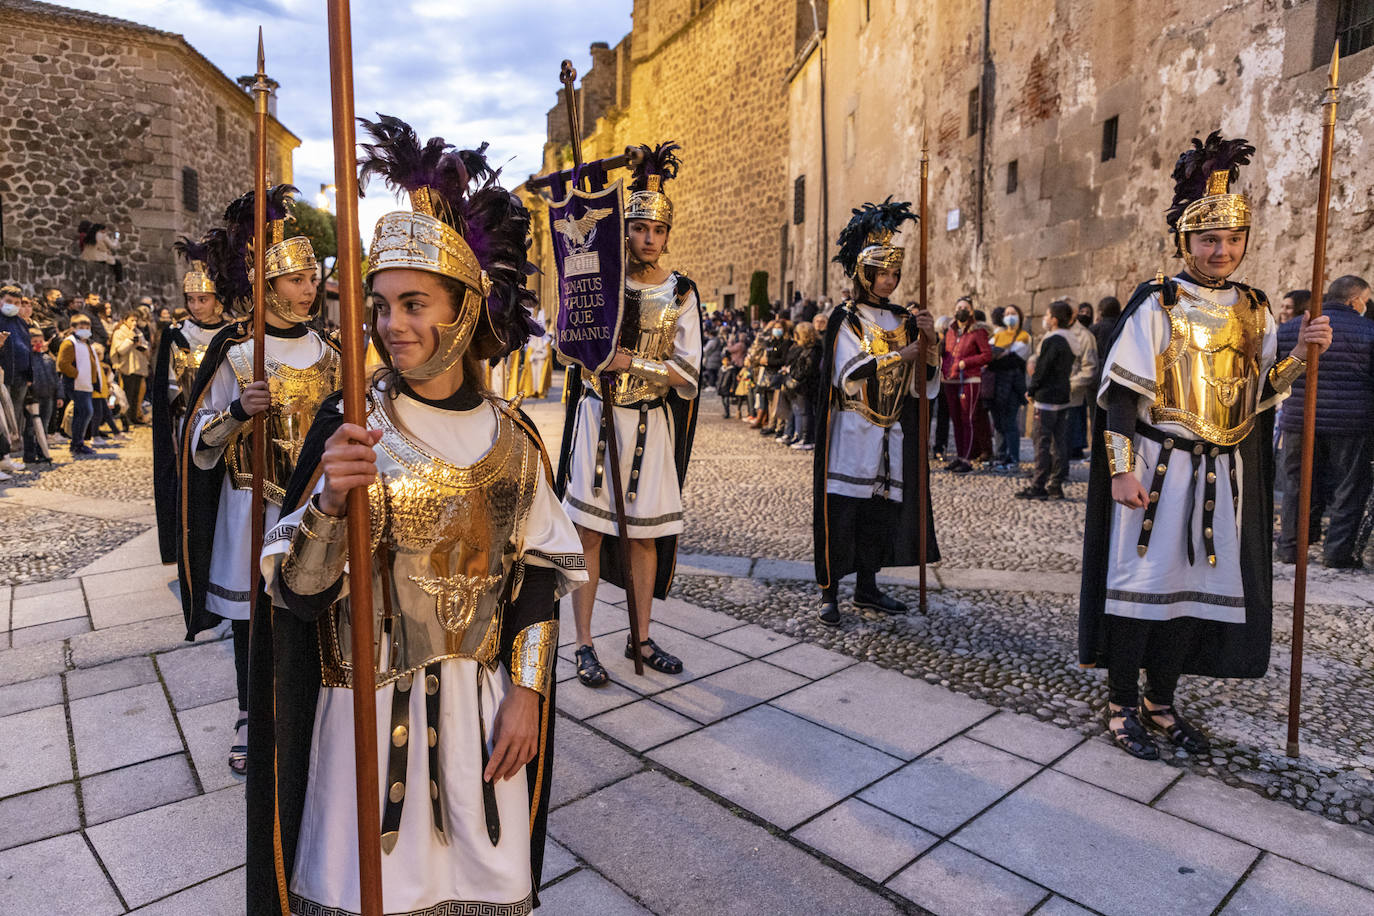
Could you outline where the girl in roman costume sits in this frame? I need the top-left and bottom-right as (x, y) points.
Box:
(247, 115), (584, 916)
(813, 200), (940, 626)
(555, 142), (703, 686)
(1079, 133), (1331, 760)
(178, 185), (340, 775)
(152, 233), (232, 565)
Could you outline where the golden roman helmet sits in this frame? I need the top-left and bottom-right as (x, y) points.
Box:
(625, 141), (682, 228)
(1166, 132), (1256, 281)
(262, 188), (318, 325)
(834, 198), (917, 295)
(182, 262), (215, 294)
(172, 235), (221, 305)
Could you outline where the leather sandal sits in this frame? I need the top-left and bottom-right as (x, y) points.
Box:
(1140, 703), (1210, 754)
(574, 645), (609, 687)
(228, 715), (248, 775)
(818, 601), (841, 626)
(625, 637), (683, 674)
(1107, 706), (1159, 760)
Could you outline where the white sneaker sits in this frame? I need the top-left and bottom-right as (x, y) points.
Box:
(92, 437), (108, 446)
(0, 470), (12, 482)
(0, 458), (19, 473)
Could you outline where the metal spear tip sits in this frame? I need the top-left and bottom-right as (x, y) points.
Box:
(1329, 40), (1339, 90)
(257, 26), (265, 75)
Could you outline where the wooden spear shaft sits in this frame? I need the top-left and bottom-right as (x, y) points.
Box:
(1287, 44), (1340, 759)
(559, 60), (646, 675)
(324, 1), (384, 909)
(248, 30), (268, 643)
(916, 131), (931, 614)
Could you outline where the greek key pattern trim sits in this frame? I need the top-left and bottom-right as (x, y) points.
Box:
(1108, 364), (1156, 395)
(289, 891), (533, 916)
(1105, 588), (1246, 608)
(526, 549), (588, 570)
(826, 471), (903, 490)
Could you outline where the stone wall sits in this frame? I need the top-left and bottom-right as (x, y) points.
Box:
(0, 3), (299, 306)
(528, 0), (797, 314)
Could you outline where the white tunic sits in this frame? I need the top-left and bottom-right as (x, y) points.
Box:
(190, 330), (327, 621)
(1097, 278), (1282, 623)
(263, 392), (587, 916)
(825, 304), (940, 502)
(562, 278), (701, 539)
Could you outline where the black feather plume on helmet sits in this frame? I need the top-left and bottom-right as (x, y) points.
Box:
(628, 141), (682, 192)
(357, 114), (471, 230)
(172, 235), (212, 268)
(1165, 131), (1255, 232)
(201, 227), (250, 305)
(833, 197), (917, 277)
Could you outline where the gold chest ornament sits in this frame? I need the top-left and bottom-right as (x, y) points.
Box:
(171, 323), (220, 395)
(840, 311), (913, 428)
(1151, 286), (1266, 446)
(223, 337), (340, 505)
(319, 396), (541, 688)
(584, 275), (686, 405)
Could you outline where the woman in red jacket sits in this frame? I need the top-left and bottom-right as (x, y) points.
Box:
(940, 298), (992, 472)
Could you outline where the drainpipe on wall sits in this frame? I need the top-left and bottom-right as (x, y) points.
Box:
(976, 0), (992, 248)
(809, 0), (829, 300)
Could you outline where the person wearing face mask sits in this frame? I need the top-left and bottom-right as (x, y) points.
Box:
(814, 200), (940, 625)
(178, 185), (340, 777)
(1079, 133), (1332, 762)
(940, 296), (993, 473)
(55, 314), (103, 456)
(987, 305), (1031, 469)
(0, 284), (33, 472)
(760, 321), (793, 437)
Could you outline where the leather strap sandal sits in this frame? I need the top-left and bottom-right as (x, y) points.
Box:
(1107, 706), (1160, 760)
(1140, 703), (1210, 754)
(228, 715), (248, 775)
(574, 645), (609, 687)
(625, 638), (683, 674)
(818, 601), (841, 626)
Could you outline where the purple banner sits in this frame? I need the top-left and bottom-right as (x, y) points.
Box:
(549, 180), (625, 374)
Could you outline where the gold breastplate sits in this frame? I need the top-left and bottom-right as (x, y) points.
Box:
(171, 341), (209, 395)
(223, 337), (340, 505)
(839, 313), (913, 427)
(583, 276), (684, 405)
(1151, 287), (1265, 445)
(319, 396), (541, 688)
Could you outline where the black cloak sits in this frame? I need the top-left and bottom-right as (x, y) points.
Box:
(151, 320), (227, 565)
(1078, 274), (1276, 677)
(174, 320), (340, 640)
(554, 275), (703, 599)
(245, 392), (560, 916)
(812, 300), (941, 588)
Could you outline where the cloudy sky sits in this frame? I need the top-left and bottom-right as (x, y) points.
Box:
(65, 0), (632, 233)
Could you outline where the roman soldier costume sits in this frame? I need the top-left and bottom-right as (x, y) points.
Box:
(151, 234), (231, 564)
(248, 116), (585, 916)
(1079, 133), (1308, 759)
(813, 199), (940, 625)
(555, 142), (703, 678)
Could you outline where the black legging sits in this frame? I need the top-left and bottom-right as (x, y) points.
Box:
(232, 618), (250, 712)
(1105, 616), (1201, 708)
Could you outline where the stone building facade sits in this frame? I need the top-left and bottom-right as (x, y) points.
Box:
(0, 0), (299, 305)
(538, 0), (1374, 321)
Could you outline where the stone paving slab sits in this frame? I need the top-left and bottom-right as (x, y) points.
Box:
(652, 659), (809, 725)
(0, 832), (124, 915)
(758, 641), (855, 679)
(551, 771), (905, 916)
(0, 703), (71, 797)
(128, 867), (244, 915)
(12, 577), (82, 601)
(1156, 774), (1374, 892)
(791, 797), (938, 883)
(10, 587), (87, 629)
(1037, 898), (1096, 916)
(556, 677), (641, 720)
(1218, 852), (1374, 915)
(772, 662), (993, 760)
(1052, 737), (1180, 803)
(649, 704), (902, 830)
(559, 626), (748, 697)
(705, 622), (798, 657)
(87, 582), (181, 630)
(585, 698), (701, 752)
(966, 710), (1085, 765)
(156, 639), (237, 710)
(177, 697), (243, 793)
(957, 770), (1259, 916)
(549, 718), (643, 810)
(86, 784), (246, 908)
(70, 682), (182, 776)
(68, 614), (208, 669)
(886, 842), (1048, 916)
(82, 564), (176, 602)
(0, 782), (80, 851)
(541, 838), (578, 884)
(0, 640), (66, 686)
(675, 553), (754, 578)
(74, 529), (163, 578)
(860, 736), (1041, 836)
(82, 753), (199, 825)
(11, 614), (90, 646)
(65, 655), (157, 701)
(649, 595), (744, 637)
(0, 673), (62, 718)
(536, 868), (652, 914)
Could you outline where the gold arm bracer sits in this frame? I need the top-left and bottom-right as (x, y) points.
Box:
(1268, 355), (1306, 393)
(508, 619), (558, 697)
(1104, 430), (1136, 476)
(627, 356), (671, 385)
(199, 409), (246, 448)
(281, 497), (349, 597)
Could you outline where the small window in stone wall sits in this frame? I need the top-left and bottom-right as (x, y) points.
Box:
(216, 106), (227, 148)
(967, 88), (980, 138)
(183, 167), (200, 212)
(1337, 0), (1374, 55)
(1101, 116), (1119, 163)
(1006, 160), (1018, 194)
(793, 175), (805, 225)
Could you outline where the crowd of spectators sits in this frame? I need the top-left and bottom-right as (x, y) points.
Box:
(0, 283), (171, 480)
